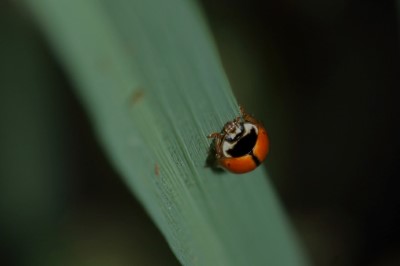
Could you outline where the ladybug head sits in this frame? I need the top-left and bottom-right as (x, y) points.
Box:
(223, 120), (244, 142)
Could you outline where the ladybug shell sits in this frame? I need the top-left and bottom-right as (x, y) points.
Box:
(219, 125), (269, 174)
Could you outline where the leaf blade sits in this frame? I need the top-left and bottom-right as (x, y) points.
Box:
(23, 0), (309, 265)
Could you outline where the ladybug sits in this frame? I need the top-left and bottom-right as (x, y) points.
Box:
(207, 106), (270, 174)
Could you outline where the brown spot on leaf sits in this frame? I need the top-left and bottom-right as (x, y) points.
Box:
(154, 163), (160, 176)
(131, 89), (145, 105)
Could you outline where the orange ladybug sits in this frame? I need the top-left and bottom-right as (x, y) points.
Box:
(207, 106), (269, 174)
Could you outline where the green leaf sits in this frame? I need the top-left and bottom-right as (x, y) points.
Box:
(23, 0), (309, 265)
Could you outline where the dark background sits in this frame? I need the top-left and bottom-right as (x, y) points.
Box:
(0, 0), (399, 265)
(202, 1), (400, 265)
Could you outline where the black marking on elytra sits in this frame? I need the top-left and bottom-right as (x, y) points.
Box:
(227, 128), (257, 157)
(250, 152), (261, 166)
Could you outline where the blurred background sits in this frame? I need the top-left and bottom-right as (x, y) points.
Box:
(0, 0), (399, 265)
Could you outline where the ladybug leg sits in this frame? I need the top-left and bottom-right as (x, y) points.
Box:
(207, 132), (223, 158)
(233, 115), (242, 124)
(239, 105), (259, 124)
(214, 137), (223, 158)
(207, 132), (220, 138)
